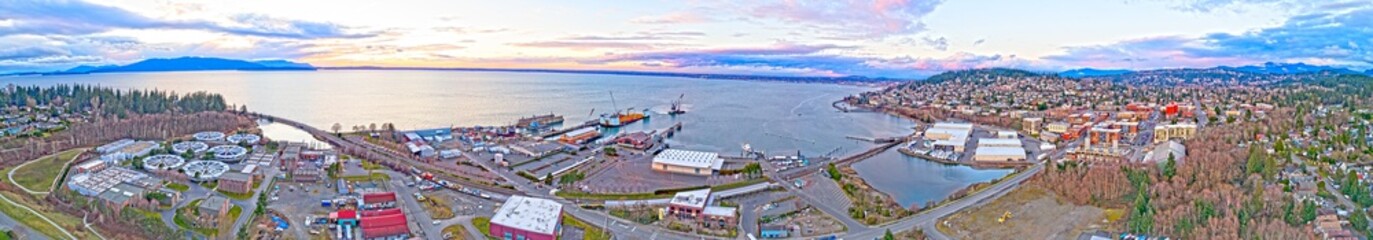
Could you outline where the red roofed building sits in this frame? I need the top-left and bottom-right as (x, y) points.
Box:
(361, 208), (402, 217)
(360, 210), (409, 239)
(362, 192), (397, 209)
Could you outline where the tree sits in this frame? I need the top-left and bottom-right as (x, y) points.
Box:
(1352, 210), (1370, 236)
(826, 163), (841, 181)
(884, 229), (895, 240)
(332, 123), (342, 136)
(369, 123), (378, 133)
(1162, 153), (1177, 180)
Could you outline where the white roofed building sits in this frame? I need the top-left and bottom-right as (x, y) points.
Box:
(652, 149), (724, 176)
(490, 195), (563, 240)
(974, 146), (1028, 162)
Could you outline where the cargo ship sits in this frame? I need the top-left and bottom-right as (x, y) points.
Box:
(516, 114), (564, 129)
(599, 108), (649, 127)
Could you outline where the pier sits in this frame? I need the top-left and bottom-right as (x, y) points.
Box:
(845, 135), (904, 143)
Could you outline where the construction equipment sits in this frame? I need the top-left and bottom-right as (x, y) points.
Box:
(998, 211), (1013, 223)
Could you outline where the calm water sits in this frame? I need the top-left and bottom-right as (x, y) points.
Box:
(3, 70), (1006, 202)
(852, 149), (1013, 207)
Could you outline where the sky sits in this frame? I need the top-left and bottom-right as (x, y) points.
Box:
(1, 0), (1371, 78)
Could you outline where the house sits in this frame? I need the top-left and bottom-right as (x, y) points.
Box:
(652, 149), (724, 176)
(490, 196), (563, 240)
(194, 196), (231, 227)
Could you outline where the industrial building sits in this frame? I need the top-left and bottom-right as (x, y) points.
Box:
(651, 149), (724, 176)
(98, 140), (159, 163)
(490, 195), (563, 240)
(558, 127), (599, 145)
(667, 189), (711, 219)
(925, 122), (974, 153)
(359, 208), (410, 239)
(973, 146), (1028, 162)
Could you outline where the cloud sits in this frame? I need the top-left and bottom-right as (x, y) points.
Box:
(511, 41), (672, 50)
(580, 43), (1022, 78)
(1044, 5), (1373, 69)
(921, 36), (949, 51)
(744, 0), (945, 37)
(0, 0), (373, 39)
(631, 12), (710, 24)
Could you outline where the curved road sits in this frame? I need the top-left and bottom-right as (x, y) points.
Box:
(842, 163), (1043, 239)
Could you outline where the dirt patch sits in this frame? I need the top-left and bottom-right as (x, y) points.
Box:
(940, 186), (1105, 239)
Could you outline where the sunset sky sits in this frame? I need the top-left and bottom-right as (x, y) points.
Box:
(2, 0), (1370, 78)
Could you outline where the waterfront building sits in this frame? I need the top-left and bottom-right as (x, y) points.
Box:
(977, 138), (1022, 148)
(973, 147), (1028, 162)
(652, 149), (724, 176)
(558, 127), (599, 145)
(490, 195), (563, 240)
(614, 132), (655, 150)
(925, 122), (974, 153)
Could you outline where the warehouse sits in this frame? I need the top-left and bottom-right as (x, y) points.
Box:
(973, 146), (1028, 162)
(651, 149), (724, 176)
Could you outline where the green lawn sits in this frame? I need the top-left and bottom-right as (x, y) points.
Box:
(0, 192), (90, 239)
(442, 224), (470, 240)
(227, 205), (243, 222)
(0, 195), (69, 239)
(165, 182), (190, 192)
(562, 215), (611, 240)
(174, 199), (219, 237)
(340, 172), (391, 182)
(199, 181), (218, 190)
(473, 217), (491, 237)
(9, 148), (85, 193)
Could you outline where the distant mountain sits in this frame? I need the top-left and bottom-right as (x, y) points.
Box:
(252, 60), (313, 69)
(1366, 69), (1373, 75)
(1059, 68), (1133, 78)
(60, 64), (116, 74)
(97, 57), (314, 72)
(1219, 62), (1360, 75)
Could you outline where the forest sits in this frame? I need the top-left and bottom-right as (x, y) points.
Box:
(2, 84), (228, 118)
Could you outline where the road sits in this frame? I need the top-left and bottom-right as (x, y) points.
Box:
(0, 189), (77, 240)
(842, 163), (1044, 240)
(226, 166), (281, 239)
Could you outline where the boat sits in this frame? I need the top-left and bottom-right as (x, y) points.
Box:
(598, 91), (650, 127)
(599, 108), (649, 127)
(669, 93), (687, 115)
(516, 114), (564, 129)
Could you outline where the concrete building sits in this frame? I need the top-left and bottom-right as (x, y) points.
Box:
(72, 160), (107, 174)
(490, 195), (563, 240)
(1022, 117), (1042, 135)
(217, 172), (254, 194)
(977, 138), (1022, 148)
(1046, 122), (1070, 134)
(99, 140), (159, 163)
(1154, 123), (1199, 143)
(194, 196), (231, 228)
(651, 149), (724, 176)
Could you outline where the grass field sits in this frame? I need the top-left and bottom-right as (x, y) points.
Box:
(0, 191), (91, 239)
(562, 215), (611, 240)
(939, 186), (1105, 239)
(9, 148), (85, 193)
(165, 182), (190, 192)
(443, 224), (469, 240)
(421, 197), (455, 219)
(473, 217), (491, 237)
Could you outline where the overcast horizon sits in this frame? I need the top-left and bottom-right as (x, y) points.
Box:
(2, 0), (1371, 78)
